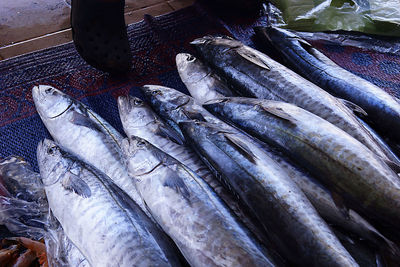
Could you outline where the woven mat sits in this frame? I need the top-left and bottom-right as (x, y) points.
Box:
(1, 1), (399, 171)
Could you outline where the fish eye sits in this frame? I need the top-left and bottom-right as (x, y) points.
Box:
(186, 55), (196, 62)
(134, 99), (143, 105)
(45, 87), (52, 94)
(151, 90), (161, 96)
(47, 146), (58, 155)
(136, 140), (146, 147)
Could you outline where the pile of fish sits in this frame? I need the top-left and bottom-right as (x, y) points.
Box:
(2, 26), (400, 266)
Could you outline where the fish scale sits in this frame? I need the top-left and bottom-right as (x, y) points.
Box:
(37, 139), (181, 267)
(192, 36), (396, 163)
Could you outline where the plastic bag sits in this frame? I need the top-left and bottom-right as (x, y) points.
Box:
(0, 156), (89, 267)
(269, 0), (400, 37)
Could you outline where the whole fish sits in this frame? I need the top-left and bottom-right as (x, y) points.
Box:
(204, 97), (400, 230)
(140, 85), (396, 251)
(118, 95), (269, 244)
(191, 36), (396, 163)
(175, 56), (398, 252)
(37, 139), (182, 267)
(122, 136), (277, 267)
(255, 26), (400, 143)
(179, 120), (357, 267)
(32, 85), (152, 219)
(176, 53), (235, 104)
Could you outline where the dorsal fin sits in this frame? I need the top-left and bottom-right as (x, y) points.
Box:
(259, 104), (298, 125)
(237, 47), (270, 70)
(61, 172), (91, 198)
(339, 99), (368, 117)
(223, 133), (258, 164)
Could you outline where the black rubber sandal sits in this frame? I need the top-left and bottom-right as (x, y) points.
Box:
(71, 0), (132, 74)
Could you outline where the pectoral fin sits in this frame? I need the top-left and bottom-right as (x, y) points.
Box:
(237, 47), (270, 70)
(163, 174), (191, 203)
(155, 124), (184, 146)
(331, 191), (349, 219)
(223, 133), (258, 164)
(339, 99), (368, 117)
(70, 111), (103, 133)
(62, 172), (91, 198)
(260, 104), (298, 126)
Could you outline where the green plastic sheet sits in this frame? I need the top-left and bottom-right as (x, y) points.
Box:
(270, 0), (400, 36)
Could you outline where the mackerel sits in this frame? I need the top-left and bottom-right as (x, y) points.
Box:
(122, 136), (277, 267)
(204, 97), (400, 229)
(179, 120), (357, 266)
(255, 26), (400, 143)
(191, 36), (396, 162)
(32, 85), (151, 219)
(37, 139), (181, 267)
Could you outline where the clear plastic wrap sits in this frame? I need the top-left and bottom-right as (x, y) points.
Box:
(269, 0), (400, 37)
(264, 2), (400, 54)
(0, 156), (89, 267)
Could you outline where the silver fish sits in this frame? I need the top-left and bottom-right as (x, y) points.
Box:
(37, 139), (182, 267)
(176, 53), (235, 104)
(191, 36), (395, 163)
(118, 95), (268, 244)
(204, 97), (400, 230)
(32, 85), (151, 219)
(179, 120), (357, 267)
(122, 136), (278, 267)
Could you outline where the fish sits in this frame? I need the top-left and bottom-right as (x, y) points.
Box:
(32, 85), (152, 219)
(37, 139), (182, 267)
(118, 95), (269, 244)
(179, 120), (358, 267)
(204, 97), (400, 230)
(176, 53), (235, 104)
(255, 26), (400, 143)
(191, 36), (397, 163)
(122, 136), (277, 267)
(173, 55), (398, 251)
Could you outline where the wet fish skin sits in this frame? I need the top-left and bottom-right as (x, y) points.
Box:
(255, 26), (400, 142)
(176, 53), (235, 104)
(118, 95), (272, 244)
(179, 120), (358, 267)
(175, 60), (396, 251)
(37, 139), (181, 267)
(122, 136), (277, 267)
(32, 85), (151, 219)
(191, 36), (394, 162)
(204, 97), (400, 229)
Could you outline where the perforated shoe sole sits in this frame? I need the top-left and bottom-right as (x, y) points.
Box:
(71, 0), (132, 74)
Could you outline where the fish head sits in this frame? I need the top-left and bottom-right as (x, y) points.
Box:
(191, 35), (243, 59)
(176, 53), (210, 84)
(32, 85), (73, 119)
(202, 97), (231, 115)
(122, 137), (163, 178)
(36, 139), (68, 186)
(118, 95), (157, 128)
(140, 85), (195, 122)
(257, 26), (311, 50)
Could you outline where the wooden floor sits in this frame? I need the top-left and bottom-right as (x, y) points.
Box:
(0, 0), (195, 60)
